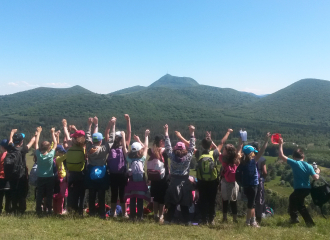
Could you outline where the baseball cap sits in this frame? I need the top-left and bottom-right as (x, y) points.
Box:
(174, 142), (186, 150)
(131, 142), (143, 152)
(242, 145), (258, 155)
(92, 132), (104, 142)
(0, 139), (9, 149)
(115, 131), (122, 138)
(56, 144), (67, 153)
(70, 130), (85, 138)
(13, 133), (25, 144)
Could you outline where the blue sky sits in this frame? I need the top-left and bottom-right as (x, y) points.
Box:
(1, 0), (330, 95)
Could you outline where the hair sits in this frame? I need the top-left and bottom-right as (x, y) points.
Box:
(128, 149), (144, 159)
(149, 144), (161, 160)
(39, 141), (51, 153)
(174, 149), (188, 158)
(73, 136), (85, 148)
(240, 152), (255, 165)
(111, 136), (122, 149)
(292, 148), (304, 160)
(224, 144), (240, 166)
(201, 138), (212, 150)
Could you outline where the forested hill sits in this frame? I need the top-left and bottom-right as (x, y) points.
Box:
(226, 78), (330, 126)
(0, 75), (330, 148)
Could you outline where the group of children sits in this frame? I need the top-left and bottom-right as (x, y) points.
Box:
(0, 115), (321, 227)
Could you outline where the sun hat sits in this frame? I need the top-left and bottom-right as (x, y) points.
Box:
(131, 142), (143, 152)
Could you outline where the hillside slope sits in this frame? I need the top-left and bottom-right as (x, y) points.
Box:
(226, 78), (330, 126)
(110, 85), (147, 95)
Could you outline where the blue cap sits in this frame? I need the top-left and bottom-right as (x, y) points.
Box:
(56, 144), (67, 153)
(242, 145), (258, 155)
(0, 139), (9, 149)
(92, 132), (104, 142)
(13, 133), (25, 144)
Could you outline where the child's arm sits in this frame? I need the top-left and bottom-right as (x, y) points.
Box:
(86, 118), (93, 149)
(93, 116), (98, 134)
(51, 128), (57, 151)
(217, 129), (233, 153)
(26, 133), (37, 150)
(312, 168), (320, 180)
(62, 119), (72, 141)
(187, 125), (196, 156)
(143, 129), (150, 157)
(55, 130), (61, 145)
(174, 131), (190, 148)
(105, 117), (116, 143)
(255, 132), (271, 162)
(125, 114), (131, 147)
(133, 135), (144, 148)
(121, 131), (128, 158)
(278, 138), (288, 162)
(164, 124), (173, 155)
(35, 127), (42, 150)
(8, 129), (17, 145)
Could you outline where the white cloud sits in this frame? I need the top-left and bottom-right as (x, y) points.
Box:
(7, 81), (40, 88)
(44, 82), (71, 87)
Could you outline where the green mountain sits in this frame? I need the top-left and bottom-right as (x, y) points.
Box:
(226, 78), (330, 126)
(149, 74), (199, 88)
(110, 85), (147, 95)
(0, 76), (330, 149)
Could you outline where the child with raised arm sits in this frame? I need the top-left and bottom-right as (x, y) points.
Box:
(278, 138), (320, 227)
(219, 130), (242, 223)
(122, 129), (150, 221)
(105, 115), (130, 217)
(195, 130), (228, 225)
(236, 132), (271, 227)
(85, 116), (112, 219)
(164, 124), (196, 225)
(7, 128), (37, 214)
(35, 127), (57, 215)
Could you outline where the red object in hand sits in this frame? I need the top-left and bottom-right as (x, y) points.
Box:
(271, 133), (282, 144)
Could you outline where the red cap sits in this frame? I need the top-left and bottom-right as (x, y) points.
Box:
(271, 133), (282, 145)
(70, 130), (85, 138)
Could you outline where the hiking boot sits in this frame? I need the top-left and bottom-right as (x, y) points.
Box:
(210, 220), (215, 226)
(250, 222), (260, 228)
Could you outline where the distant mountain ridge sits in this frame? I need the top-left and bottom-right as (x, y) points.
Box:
(148, 74), (199, 89)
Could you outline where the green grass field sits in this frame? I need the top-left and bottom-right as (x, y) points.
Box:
(0, 213), (329, 240)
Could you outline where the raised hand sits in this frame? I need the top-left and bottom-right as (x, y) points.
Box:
(11, 129), (18, 134)
(206, 131), (211, 138)
(71, 125), (77, 132)
(164, 124), (169, 136)
(279, 138), (284, 145)
(93, 116), (98, 125)
(111, 117), (116, 125)
(124, 114), (130, 121)
(266, 132), (271, 138)
(133, 134), (141, 142)
(88, 117), (93, 126)
(62, 119), (67, 127)
(188, 125), (195, 132)
(36, 126), (42, 133)
(228, 129), (233, 133)
(145, 129), (150, 137)
(55, 130), (61, 136)
(174, 131), (182, 138)
(50, 128), (55, 133)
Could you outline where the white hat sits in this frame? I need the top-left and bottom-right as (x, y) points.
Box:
(115, 131), (122, 137)
(131, 142), (142, 152)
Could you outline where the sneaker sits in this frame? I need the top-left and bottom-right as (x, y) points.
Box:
(250, 222), (260, 228)
(159, 215), (164, 224)
(123, 213), (129, 219)
(210, 220), (215, 226)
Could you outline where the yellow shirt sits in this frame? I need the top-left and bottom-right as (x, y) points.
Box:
(55, 155), (67, 178)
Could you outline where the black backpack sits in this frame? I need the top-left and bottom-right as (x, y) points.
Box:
(311, 176), (330, 218)
(235, 164), (244, 186)
(4, 149), (23, 180)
